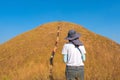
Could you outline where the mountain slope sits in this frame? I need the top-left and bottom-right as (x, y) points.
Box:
(0, 22), (120, 80)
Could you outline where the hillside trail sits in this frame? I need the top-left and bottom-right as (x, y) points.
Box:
(49, 22), (62, 80)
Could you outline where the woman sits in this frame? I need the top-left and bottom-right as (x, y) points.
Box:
(62, 30), (86, 80)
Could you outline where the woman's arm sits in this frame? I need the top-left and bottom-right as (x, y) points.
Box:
(82, 54), (86, 61)
(63, 54), (67, 63)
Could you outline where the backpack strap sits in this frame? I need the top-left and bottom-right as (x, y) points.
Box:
(71, 42), (84, 62)
(76, 47), (82, 55)
(76, 46), (84, 61)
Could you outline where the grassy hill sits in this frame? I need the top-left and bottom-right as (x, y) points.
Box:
(0, 22), (120, 80)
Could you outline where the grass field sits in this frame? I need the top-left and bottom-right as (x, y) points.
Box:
(0, 22), (120, 80)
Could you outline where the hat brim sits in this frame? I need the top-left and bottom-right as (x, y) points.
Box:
(65, 33), (80, 40)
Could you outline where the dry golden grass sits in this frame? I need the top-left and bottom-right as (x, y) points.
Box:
(0, 22), (120, 80)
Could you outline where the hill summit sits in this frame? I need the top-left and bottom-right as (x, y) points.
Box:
(0, 22), (120, 80)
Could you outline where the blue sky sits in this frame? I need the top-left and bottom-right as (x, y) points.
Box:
(0, 0), (120, 44)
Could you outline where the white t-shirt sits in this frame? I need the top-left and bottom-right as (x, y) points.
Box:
(62, 43), (86, 66)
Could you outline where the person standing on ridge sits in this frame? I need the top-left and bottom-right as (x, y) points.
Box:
(62, 30), (86, 80)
